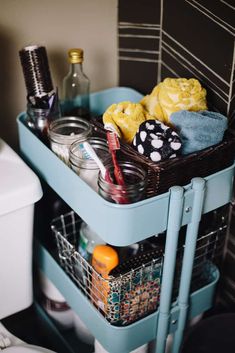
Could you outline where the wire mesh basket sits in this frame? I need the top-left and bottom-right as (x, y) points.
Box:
(51, 209), (228, 326)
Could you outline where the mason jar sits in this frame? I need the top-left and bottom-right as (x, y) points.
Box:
(26, 92), (61, 144)
(26, 107), (52, 145)
(98, 161), (147, 204)
(69, 137), (111, 191)
(48, 116), (92, 164)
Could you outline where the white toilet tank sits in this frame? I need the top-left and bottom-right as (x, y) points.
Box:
(0, 138), (42, 319)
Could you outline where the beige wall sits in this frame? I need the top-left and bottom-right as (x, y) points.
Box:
(0, 0), (118, 149)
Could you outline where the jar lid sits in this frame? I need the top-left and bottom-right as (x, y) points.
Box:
(48, 116), (92, 144)
(68, 48), (84, 64)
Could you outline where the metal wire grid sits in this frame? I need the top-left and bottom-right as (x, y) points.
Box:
(51, 211), (227, 326)
(172, 224), (227, 299)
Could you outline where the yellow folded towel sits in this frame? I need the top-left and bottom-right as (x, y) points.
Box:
(140, 78), (208, 125)
(102, 101), (153, 144)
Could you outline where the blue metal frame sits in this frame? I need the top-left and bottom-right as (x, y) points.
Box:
(156, 179), (206, 353)
(17, 87), (235, 353)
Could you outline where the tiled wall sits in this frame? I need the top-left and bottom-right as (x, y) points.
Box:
(118, 0), (161, 93)
(161, 0), (235, 121)
(118, 0), (235, 309)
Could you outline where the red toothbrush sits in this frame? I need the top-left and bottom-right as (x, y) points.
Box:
(106, 131), (126, 186)
(107, 131), (129, 204)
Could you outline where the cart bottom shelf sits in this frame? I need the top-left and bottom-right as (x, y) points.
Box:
(35, 241), (219, 353)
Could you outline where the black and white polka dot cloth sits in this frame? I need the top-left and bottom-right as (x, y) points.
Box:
(132, 120), (182, 162)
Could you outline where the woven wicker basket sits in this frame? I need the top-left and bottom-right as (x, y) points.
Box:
(91, 118), (235, 199)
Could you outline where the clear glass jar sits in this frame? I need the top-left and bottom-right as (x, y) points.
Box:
(26, 107), (52, 144)
(98, 161), (147, 204)
(48, 116), (92, 164)
(69, 137), (111, 191)
(26, 90), (61, 144)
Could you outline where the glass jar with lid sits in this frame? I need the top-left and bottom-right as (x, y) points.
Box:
(48, 116), (92, 164)
(69, 137), (111, 191)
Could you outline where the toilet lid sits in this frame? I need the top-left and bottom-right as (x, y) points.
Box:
(3, 345), (55, 353)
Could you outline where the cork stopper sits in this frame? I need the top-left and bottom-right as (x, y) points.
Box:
(68, 48), (84, 64)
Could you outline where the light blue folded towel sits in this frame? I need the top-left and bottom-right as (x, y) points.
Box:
(170, 110), (228, 154)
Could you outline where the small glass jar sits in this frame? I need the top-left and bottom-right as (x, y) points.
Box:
(98, 161), (147, 204)
(26, 107), (52, 144)
(69, 137), (111, 191)
(48, 116), (92, 164)
(26, 93), (61, 144)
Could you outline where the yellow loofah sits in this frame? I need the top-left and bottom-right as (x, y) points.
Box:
(140, 78), (208, 124)
(102, 101), (153, 143)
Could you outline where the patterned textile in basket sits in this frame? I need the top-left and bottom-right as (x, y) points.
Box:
(91, 118), (235, 198)
(107, 251), (163, 325)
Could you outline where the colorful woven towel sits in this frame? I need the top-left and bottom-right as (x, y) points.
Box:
(102, 101), (153, 144)
(170, 110), (228, 154)
(140, 78), (208, 125)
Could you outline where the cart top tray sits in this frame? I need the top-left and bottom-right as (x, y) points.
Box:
(17, 87), (235, 246)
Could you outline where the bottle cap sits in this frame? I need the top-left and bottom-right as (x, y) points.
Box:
(68, 48), (84, 64)
(92, 245), (119, 275)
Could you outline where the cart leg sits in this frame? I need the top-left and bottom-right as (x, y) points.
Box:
(155, 186), (184, 353)
(172, 178), (205, 353)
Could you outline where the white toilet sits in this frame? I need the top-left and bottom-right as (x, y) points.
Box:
(0, 138), (55, 353)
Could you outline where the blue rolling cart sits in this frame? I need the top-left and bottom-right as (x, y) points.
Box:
(17, 87), (235, 353)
